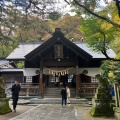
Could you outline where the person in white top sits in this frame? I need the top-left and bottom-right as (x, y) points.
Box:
(66, 86), (71, 105)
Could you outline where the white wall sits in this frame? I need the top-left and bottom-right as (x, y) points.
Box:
(23, 67), (101, 77)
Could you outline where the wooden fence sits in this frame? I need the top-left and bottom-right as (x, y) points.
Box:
(79, 83), (99, 98)
(6, 82), (99, 98)
(19, 83), (39, 96)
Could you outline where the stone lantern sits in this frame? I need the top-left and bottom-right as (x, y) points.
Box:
(90, 74), (115, 116)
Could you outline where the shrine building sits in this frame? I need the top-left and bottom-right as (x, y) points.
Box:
(4, 28), (116, 98)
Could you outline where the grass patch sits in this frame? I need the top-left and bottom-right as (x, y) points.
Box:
(74, 104), (92, 108)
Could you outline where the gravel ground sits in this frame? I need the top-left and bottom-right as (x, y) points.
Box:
(0, 101), (115, 120)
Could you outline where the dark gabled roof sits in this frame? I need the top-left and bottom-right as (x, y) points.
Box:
(6, 28), (116, 60)
(25, 28), (92, 61)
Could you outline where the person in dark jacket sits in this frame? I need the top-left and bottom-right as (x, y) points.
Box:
(11, 80), (21, 112)
(61, 87), (67, 107)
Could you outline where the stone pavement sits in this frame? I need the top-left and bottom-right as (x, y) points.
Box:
(9, 104), (115, 120)
(0, 100), (115, 120)
(10, 104), (76, 120)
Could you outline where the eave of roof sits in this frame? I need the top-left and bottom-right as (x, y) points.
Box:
(6, 42), (116, 60)
(0, 68), (23, 72)
(0, 60), (9, 66)
(6, 42), (42, 60)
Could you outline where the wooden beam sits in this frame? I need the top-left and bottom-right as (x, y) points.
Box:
(38, 59), (43, 98)
(76, 65), (80, 99)
(43, 59), (77, 67)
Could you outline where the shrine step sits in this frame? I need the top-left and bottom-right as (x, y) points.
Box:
(44, 87), (76, 98)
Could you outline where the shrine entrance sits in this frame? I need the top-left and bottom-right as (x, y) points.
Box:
(45, 73), (74, 88)
(6, 28), (116, 98)
(24, 28), (98, 98)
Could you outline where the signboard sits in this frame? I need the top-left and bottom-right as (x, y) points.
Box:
(54, 44), (63, 59)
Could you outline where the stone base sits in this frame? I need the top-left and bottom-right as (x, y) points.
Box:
(29, 98), (88, 104)
(114, 107), (120, 120)
(37, 96), (43, 99)
(76, 92), (80, 99)
(0, 98), (12, 115)
(90, 99), (115, 116)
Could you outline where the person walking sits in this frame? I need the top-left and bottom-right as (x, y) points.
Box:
(61, 87), (67, 107)
(66, 86), (71, 105)
(11, 80), (21, 112)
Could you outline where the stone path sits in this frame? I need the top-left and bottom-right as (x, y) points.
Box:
(10, 104), (76, 120)
(0, 100), (115, 120)
(9, 104), (115, 120)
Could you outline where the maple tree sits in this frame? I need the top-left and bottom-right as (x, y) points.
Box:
(78, 2), (120, 59)
(67, 0), (120, 28)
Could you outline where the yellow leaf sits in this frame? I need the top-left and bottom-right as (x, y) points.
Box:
(101, 22), (113, 30)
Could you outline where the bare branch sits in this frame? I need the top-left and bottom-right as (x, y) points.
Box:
(64, 0), (70, 5)
(100, 32), (111, 59)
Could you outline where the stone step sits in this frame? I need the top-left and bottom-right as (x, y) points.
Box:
(44, 93), (76, 95)
(44, 93), (76, 96)
(44, 87), (76, 98)
(29, 98), (89, 104)
(45, 87), (75, 90)
(44, 88), (76, 92)
(44, 91), (76, 94)
(45, 88), (76, 91)
(44, 96), (76, 98)
(44, 92), (76, 95)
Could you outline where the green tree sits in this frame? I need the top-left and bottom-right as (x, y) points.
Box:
(78, 2), (120, 59)
(79, 16), (118, 59)
(49, 11), (62, 21)
(14, 16), (53, 42)
(69, 0), (120, 28)
(101, 60), (120, 84)
(56, 14), (83, 41)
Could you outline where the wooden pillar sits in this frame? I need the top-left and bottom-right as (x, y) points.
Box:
(76, 65), (80, 98)
(114, 83), (119, 107)
(38, 59), (43, 98)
